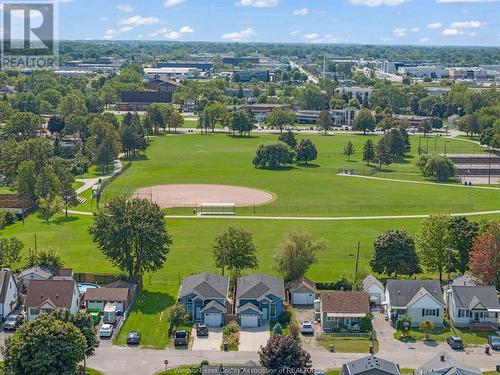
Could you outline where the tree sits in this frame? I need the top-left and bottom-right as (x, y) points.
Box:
(47, 116), (65, 135)
(89, 197), (172, 284)
(25, 248), (64, 273)
(416, 215), (452, 283)
(295, 139), (317, 165)
(387, 128), (407, 157)
(419, 320), (434, 341)
(213, 226), (258, 276)
(344, 140), (355, 161)
(273, 231), (326, 282)
(272, 323), (283, 335)
(417, 154), (456, 182)
(57, 94), (87, 118)
(0, 237), (23, 269)
(3, 112), (44, 141)
(168, 110), (185, 133)
(318, 110), (334, 135)
(267, 109), (295, 133)
(447, 217), (479, 274)
(458, 114), (481, 138)
(168, 304), (189, 337)
(376, 136), (393, 168)
(2, 314), (86, 375)
(35, 164), (60, 201)
(53, 160), (77, 218)
(278, 130), (297, 149)
(469, 223), (499, 289)
(14, 160), (37, 201)
(203, 102), (227, 133)
(253, 142), (295, 169)
(38, 196), (64, 222)
(370, 230), (421, 277)
(230, 110), (254, 136)
(259, 335), (312, 373)
(352, 109), (375, 135)
(362, 139), (376, 166)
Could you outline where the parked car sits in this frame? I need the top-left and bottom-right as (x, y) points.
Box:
(99, 324), (113, 338)
(488, 336), (500, 350)
(301, 321), (314, 335)
(174, 330), (189, 346)
(196, 323), (208, 337)
(127, 331), (141, 345)
(3, 314), (21, 331)
(447, 336), (464, 349)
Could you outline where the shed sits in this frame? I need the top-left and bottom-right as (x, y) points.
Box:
(288, 276), (317, 305)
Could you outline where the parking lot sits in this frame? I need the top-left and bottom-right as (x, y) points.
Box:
(191, 327), (223, 351)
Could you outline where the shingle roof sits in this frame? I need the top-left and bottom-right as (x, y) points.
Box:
(179, 272), (229, 300)
(106, 280), (134, 289)
(200, 300), (227, 313)
(237, 302), (263, 314)
(0, 270), (17, 303)
(18, 266), (53, 280)
(287, 276), (316, 293)
(386, 279), (444, 308)
(451, 286), (500, 310)
(83, 287), (129, 302)
(25, 280), (76, 309)
(416, 352), (481, 375)
(236, 274), (284, 300)
(362, 275), (384, 292)
(320, 291), (370, 313)
(120, 91), (171, 103)
(343, 355), (400, 375)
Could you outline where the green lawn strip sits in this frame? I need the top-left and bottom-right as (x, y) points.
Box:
(394, 323), (493, 346)
(319, 335), (379, 353)
(76, 165), (114, 179)
(72, 181), (85, 190)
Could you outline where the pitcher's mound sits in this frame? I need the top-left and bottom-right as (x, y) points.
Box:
(133, 184), (274, 208)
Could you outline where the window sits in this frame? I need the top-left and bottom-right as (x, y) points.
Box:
(270, 302), (276, 318)
(30, 308), (39, 315)
(458, 309), (469, 318)
(423, 309), (437, 317)
(326, 316), (336, 322)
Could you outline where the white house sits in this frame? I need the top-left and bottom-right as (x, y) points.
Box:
(18, 266), (53, 289)
(445, 286), (500, 329)
(362, 275), (384, 306)
(385, 279), (444, 327)
(0, 270), (19, 318)
(25, 280), (79, 321)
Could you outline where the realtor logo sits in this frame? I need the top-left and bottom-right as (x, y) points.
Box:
(1, 2), (58, 70)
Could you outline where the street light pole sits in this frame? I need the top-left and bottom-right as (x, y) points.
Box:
(488, 147), (492, 185)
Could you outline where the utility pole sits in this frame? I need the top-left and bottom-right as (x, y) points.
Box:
(354, 242), (360, 284)
(488, 146), (492, 185)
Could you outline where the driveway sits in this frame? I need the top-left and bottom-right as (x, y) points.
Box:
(239, 324), (270, 351)
(294, 306), (324, 351)
(191, 327), (223, 351)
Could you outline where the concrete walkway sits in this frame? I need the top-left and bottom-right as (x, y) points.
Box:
(75, 158), (123, 195)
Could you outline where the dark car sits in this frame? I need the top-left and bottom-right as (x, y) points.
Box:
(447, 336), (464, 349)
(488, 336), (500, 350)
(174, 330), (189, 346)
(196, 323), (209, 337)
(127, 331), (141, 345)
(3, 314), (21, 331)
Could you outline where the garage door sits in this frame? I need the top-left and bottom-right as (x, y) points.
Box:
(204, 313), (222, 327)
(292, 292), (314, 305)
(240, 314), (259, 328)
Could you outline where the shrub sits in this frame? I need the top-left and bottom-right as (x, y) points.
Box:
(223, 321), (239, 335)
(316, 276), (353, 291)
(278, 310), (291, 325)
(288, 320), (300, 339)
(396, 316), (412, 333)
(359, 317), (373, 332)
(200, 360), (209, 367)
(272, 323), (283, 335)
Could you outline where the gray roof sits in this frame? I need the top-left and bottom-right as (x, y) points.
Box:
(237, 302), (263, 314)
(362, 275), (384, 292)
(343, 356), (400, 375)
(386, 279), (444, 308)
(416, 352), (481, 375)
(179, 272), (229, 300)
(200, 300), (227, 313)
(236, 274), (284, 300)
(18, 266), (53, 279)
(451, 286), (500, 310)
(444, 275), (479, 292)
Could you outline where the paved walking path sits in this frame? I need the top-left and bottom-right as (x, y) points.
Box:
(75, 158), (123, 195)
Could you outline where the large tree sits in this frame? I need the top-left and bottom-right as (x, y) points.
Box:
(25, 248), (64, 273)
(273, 230), (326, 282)
(253, 141), (295, 169)
(267, 109), (295, 134)
(417, 154), (456, 182)
(469, 222), (499, 289)
(376, 135), (393, 168)
(14, 160), (37, 201)
(370, 229), (421, 277)
(213, 226), (258, 276)
(318, 110), (334, 135)
(259, 335), (312, 373)
(89, 197), (172, 284)
(352, 108), (375, 134)
(362, 139), (376, 166)
(0, 237), (23, 269)
(295, 139), (317, 165)
(447, 216), (479, 274)
(2, 314), (86, 375)
(278, 130), (297, 149)
(230, 109), (254, 136)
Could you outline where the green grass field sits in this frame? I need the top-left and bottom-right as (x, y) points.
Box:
(395, 324), (494, 346)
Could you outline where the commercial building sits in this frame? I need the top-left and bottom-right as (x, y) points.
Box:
(335, 86), (373, 100)
(398, 66), (449, 79)
(155, 61), (214, 72)
(233, 70), (270, 82)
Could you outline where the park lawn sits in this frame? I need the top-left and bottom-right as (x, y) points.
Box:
(319, 336), (379, 353)
(101, 133), (497, 217)
(394, 324), (494, 346)
(76, 165), (114, 179)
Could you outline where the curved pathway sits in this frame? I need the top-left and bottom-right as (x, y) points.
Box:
(75, 158), (123, 195)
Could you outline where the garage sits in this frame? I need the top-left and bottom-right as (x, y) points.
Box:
(292, 292), (315, 305)
(240, 314), (259, 328)
(204, 313), (222, 327)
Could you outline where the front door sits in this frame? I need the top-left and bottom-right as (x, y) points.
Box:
(262, 308), (268, 321)
(195, 307), (201, 321)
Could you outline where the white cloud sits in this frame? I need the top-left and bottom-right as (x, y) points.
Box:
(118, 15), (160, 27)
(411, 27), (420, 32)
(149, 26), (193, 39)
(419, 37), (430, 42)
(116, 4), (134, 12)
(442, 28), (464, 35)
(103, 29), (118, 40)
(221, 27), (257, 41)
(304, 32), (320, 41)
(293, 8), (309, 16)
(238, 0), (279, 7)
(469, 31), (477, 36)
(290, 30), (300, 36)
(164, 0), (186, 7)
(436, 0), (497, 3)
(348, 0), (408, 6)
(450, 20), (483, 28)
(427, 22), (443, 29)
(179, 25), (194, 33)
(393, 27), (407, 37)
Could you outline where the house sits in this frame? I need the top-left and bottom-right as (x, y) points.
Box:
(178, 272), (229, 327)
(25, 279), (79, 321)
(116, 91), (172, 111)
(445, 286), (500, 329)
(202, 361), (265, 375)
(0, 194), (36, 217)
(384, 280), (444, 327)
(362, 275), (384, 306)
(83, 287), (130, 312)
(240, 103), (292, 122)
(320, 291), (370, 331)
(18, 266), (53, 288)
(415, 352), (481, 375)
(146, 79), (180, 94)
(341, 356), (400, 375)
(0, 270), (19, 318)
(235, 274), (285, 328)
(288, 276), (316, 305)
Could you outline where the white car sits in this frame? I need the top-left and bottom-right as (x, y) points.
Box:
(99, 324), (113, 338)
(301, 321), (314, 335)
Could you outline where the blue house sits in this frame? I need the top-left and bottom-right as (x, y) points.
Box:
(178, 272), (229, 327)
(235, 274), (285, 328)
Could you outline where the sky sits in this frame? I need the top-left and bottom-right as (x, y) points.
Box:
(10, 0), (500, 46)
